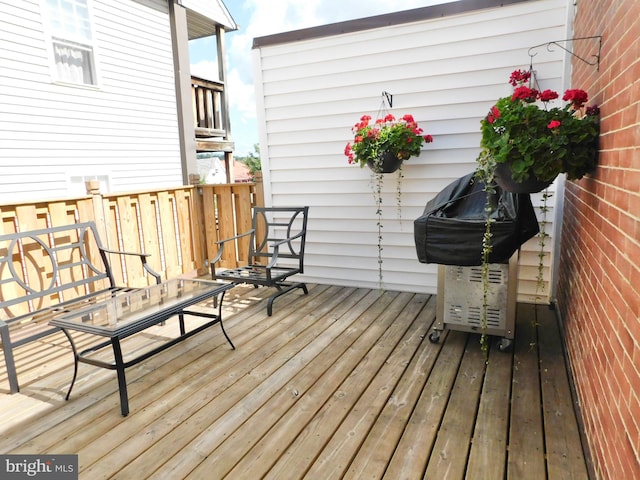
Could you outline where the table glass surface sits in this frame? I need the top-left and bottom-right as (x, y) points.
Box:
(50, 278), (230, 335)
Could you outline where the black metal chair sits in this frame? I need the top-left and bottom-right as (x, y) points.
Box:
(211, 206), (309, 316)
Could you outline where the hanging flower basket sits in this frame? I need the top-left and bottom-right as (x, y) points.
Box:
(493, 162), (553, 193)
(476, 69), (600, 191)
(474, 68), (600, 350)
(344, 113), (433, 168)
(345, 112), (434, 290)
(367, 150), (404, 174)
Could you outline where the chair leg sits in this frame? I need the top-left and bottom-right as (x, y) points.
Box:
(266, 282), (308, 316)
(1, 324), (19, 393)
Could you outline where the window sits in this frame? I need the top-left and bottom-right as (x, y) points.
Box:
(44, 0), (97, 85)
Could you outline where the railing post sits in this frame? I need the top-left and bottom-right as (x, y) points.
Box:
(86, 180), (109, 247)
(253, 172), (265, 208)
(189, 175), (209, 276)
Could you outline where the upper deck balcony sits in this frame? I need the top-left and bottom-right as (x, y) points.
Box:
(191, 75), (234, 153)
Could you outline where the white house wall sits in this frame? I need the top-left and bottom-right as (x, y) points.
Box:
(253, 0), (570, 301)
(0, 0), (182, 202)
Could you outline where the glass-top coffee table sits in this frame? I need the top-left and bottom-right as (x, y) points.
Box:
(50, 278), (235, 416)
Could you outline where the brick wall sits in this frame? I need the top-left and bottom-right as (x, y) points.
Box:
(557, 1), (640, 478)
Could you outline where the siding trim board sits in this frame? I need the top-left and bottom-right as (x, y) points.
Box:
(252, 0), (530, 49)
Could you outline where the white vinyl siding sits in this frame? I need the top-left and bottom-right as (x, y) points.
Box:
(253, 0), (570, 302)
(0, 0), (183, 201)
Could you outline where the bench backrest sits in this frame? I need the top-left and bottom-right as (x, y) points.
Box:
(0, 222), (114, 324)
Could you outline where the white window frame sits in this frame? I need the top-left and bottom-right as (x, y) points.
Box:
(41, 0), (100, 87)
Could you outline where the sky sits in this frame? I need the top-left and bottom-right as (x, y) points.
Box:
(189, 0), (453, 157)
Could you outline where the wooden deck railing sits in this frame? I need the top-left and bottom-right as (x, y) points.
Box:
(0, 181), (262, 287)
(192, 76), (227, 138)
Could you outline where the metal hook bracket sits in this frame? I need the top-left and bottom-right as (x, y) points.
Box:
(382, 91), (393, 109)
(528, 36), (602, 71)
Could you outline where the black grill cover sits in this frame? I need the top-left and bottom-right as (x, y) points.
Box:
(414, 172), (539, 266)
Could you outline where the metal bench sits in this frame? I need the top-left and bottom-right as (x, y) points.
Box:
(0, 221), (161, 393)
(211, 206), (309, 316)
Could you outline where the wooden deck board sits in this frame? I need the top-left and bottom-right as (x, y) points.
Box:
(0, 283), (589, 479)
(536, 304), (589, 479)
(424, 334), (486, 479)
(383, 329), (465, 479)
(508, 303), (547, 479)
(258, 291), (415, 480)
(303, 293), (430, 480)
(343, 295), (439, 480)
(141, 286), (372, 480)
(466, 341), (512, 479)
(182, 288), (380, 479)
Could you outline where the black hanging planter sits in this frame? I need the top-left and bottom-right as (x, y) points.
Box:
(493, 162), (554, 194)
(367, 150), (403, 174)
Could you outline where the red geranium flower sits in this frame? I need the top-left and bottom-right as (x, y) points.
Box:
(563, 89), (589, 109)
(586, 105), (600, 116)
(486, 106), (501, 124)
(512, 86), (538, 102)
(509, 69), (531, 86)
(539, 89), (559, 102)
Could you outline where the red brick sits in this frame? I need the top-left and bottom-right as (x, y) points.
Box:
(622, 169), (640, 192)
(618, 148), (637, 169)
(560, 1), (640, 477)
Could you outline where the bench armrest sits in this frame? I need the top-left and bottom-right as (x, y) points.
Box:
(99, 247), (162, 284)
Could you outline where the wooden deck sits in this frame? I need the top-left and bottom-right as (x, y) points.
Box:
(0, 283), (589, 479)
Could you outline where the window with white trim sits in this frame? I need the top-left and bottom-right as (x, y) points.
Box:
(44, 0), (97, 85)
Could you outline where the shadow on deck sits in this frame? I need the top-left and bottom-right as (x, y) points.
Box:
(0, 284), (589, 479)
